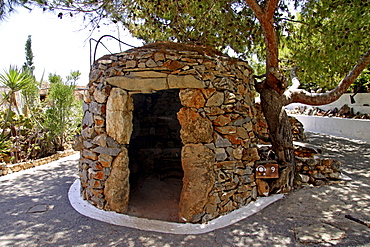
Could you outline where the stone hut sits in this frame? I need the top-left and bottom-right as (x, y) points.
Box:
(80, 42), (261, 223)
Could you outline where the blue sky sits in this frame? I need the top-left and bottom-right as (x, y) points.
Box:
(0, 7), (143, 85)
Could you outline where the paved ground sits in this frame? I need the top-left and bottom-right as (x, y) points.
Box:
(0, 132), (369, 246)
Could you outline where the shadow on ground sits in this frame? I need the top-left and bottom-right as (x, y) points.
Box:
(0, 132), (369, 246)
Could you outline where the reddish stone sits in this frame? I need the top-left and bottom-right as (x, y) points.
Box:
(256, 178), (270, 196)
(215, 126), (236, 135)
(177, 107), (213, 144)
(82, 150), (97, 160)
(163, 60), (184, 70)
(179, 89), (206, 108)
(91, 189), (104, 198)
(201, 88), (216, 99)
(93, 171), (105, 180)
(213, 115), (232, 126)
(177, 107), (199, 125)
(225, 135), (243, 145)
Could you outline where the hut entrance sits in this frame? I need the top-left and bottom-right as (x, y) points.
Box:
(127, 89), (183, 222)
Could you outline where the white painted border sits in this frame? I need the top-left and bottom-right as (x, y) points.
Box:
(290, 114), (370, 143)
(68, 179), (284, 234)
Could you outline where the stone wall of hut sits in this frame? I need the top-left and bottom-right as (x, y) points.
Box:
(80, 43), (261, 223)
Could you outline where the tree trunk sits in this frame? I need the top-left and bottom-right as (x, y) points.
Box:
(259, 86), (295, 193)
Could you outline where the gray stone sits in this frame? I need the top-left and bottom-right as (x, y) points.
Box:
(83, 111), (94, 127)
(215, 134), (232, 148)
(328, 172), (342, 180)
(107, 76), (168, 92)
(127, 71), (167, 78)
(232, 116), (251, 126)
(89, 101), (105, 115)
(106, 137), (121, 148)
(98, 154), (113, 168)
(168, 74), (206, 89)
(215, 148), (227, 161)
(313, 172), (326, 180)
(146, 59), (158, 68)
(83, 140), (95, 149)
(93, 146), (121, 156)
(27, 204), (49, 213)
(206, 92), (224, 107)
(298, 174), (310, 183)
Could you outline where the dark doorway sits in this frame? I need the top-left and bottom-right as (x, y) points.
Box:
(127, 89), (183, 222)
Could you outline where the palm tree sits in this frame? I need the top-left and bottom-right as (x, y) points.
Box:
(0, 66), (35, 137)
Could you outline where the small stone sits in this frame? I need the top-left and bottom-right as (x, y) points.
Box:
(146, 59), (157, 68)
(93, 88), (107, 103)
(298, 174), (310, 183)
(126, 60), (136, 68)
(154, 52), (165, 62)
(82, 150), (98, 160)
(94, 115), (105, 127)
(213, 115), (232, 127)
(206, 92), (224, 107)
(27, 204), (49, 213)
(93, 147), (121, 156)
(242, 148), (260, 161)
(92, 134), (107, 147)
(215, 148), (227, 161)
(215, 134), (232, 148)
(232, 146), (243, 160)
(98, 154), (113, 167)
(83, 111), (94, 127)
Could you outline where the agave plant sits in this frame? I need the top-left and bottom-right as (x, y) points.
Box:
(0, 66), (35, 137)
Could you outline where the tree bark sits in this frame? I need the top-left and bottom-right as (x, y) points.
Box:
(258, 84), (296, 193)
(247, 0), (296, 193)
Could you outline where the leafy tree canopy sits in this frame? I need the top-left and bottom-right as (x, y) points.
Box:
(20, 0), (368, 91)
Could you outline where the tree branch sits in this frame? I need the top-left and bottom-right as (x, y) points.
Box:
(265, 0), (279, 20)
(244, 0), (263, 20)
(285, 49), (370, 106)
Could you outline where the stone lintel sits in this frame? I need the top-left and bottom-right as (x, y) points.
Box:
(168, 74), (206, 89)
(106, 74), (206, 92)
(106, 77), (168, 92)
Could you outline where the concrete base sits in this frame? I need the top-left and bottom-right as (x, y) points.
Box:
(68, 179), (284, 234)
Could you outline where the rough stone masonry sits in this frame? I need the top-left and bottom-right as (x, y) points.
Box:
(80, 42), (261, 223)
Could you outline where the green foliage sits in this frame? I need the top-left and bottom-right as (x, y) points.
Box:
(287, 0), (370, 90)
(22, 35), (35, 75)
(44, 71), (82, 149)
(350, 68), (370, 93)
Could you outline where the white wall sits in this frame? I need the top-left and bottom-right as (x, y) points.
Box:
(286, 93), (370, 114)
(291, 114), (370, 142)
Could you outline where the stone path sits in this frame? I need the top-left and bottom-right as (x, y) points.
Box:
(0, 132), (369, 246)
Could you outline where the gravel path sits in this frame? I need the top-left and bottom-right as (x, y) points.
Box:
(0, 132), (369, 246)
